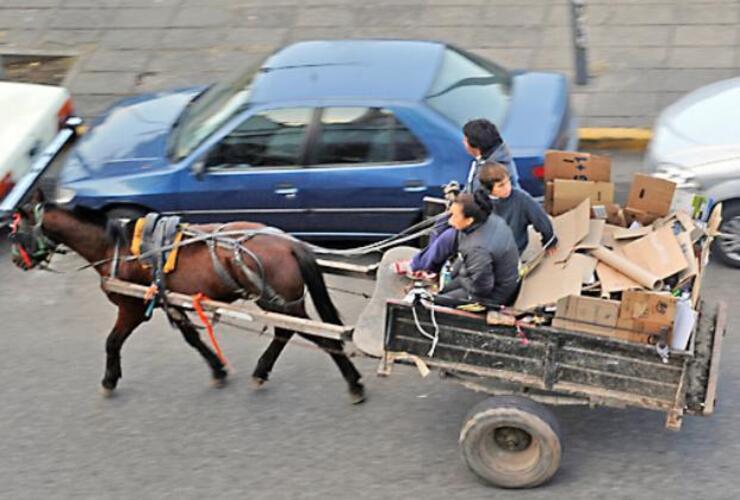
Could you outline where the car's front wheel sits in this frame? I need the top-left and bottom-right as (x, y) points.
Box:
(712, 201), (740, 268)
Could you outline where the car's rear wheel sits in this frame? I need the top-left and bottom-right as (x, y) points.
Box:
(712, 201), (740, 268)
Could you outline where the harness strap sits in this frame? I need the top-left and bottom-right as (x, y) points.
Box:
(111, 237), (120, 279)
(231, 238), (288, 307)
(207, 237), (248, 297)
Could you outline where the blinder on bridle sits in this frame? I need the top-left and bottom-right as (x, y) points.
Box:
(9, 203), (59, 270)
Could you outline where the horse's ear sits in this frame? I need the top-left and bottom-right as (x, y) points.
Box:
(30, 188), (45, 205)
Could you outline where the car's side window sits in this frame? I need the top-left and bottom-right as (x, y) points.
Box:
(313, 107), (426, 166)
(206, 108), (313, 169)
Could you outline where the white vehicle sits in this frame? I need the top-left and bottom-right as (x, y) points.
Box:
(647, 77), (740, 267)
(0, 81), (73, 199)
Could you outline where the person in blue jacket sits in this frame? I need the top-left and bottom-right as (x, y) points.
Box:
(479, 162), (558, 254)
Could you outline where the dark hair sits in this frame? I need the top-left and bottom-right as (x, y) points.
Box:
(455, 191), (493, 224)
(478, 161), (510, 191)
(463, 119), (503, 154)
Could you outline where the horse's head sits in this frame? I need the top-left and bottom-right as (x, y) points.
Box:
(8, 190), (59, 271)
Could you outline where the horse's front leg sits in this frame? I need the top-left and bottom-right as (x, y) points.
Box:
(101, 299), (147, 396)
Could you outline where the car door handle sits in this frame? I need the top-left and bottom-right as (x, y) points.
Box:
(403, 180), (427, 193)
(275, 185), (298, 198)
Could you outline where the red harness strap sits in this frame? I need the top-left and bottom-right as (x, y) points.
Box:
(10, 213), (33, 269)
(192, 293), (230, 367)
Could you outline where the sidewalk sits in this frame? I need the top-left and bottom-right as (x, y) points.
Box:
(1, 0), (738, 129)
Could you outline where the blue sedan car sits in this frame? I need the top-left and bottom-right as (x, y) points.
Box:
(56, 40), (577, 238)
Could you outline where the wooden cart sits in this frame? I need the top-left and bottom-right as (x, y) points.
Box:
(382, 299), (727, 489)
(102, 265), (728, 490)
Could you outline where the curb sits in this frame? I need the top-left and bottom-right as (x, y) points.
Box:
(578, 128), (653, 151)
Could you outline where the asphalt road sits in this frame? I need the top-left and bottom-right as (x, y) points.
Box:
(1, 152), (739, 500)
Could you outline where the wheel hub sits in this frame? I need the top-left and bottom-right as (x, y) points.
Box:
(719, 215), (740, 261)
(493, 426), (532, 452)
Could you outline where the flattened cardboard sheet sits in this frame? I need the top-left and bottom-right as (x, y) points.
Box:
(551, 198), (591, 263)
(514, 252), (597, 311)
(613, 225), (652, 241)
(621, 225), (688, 280)
(676, 231), (698, 284)
(601, 224), (624, 249)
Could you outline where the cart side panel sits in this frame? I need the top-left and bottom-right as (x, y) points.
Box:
(685, 301), (728, 416)
(385, 302), (685, 408)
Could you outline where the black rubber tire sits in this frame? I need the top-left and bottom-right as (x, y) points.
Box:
(459, 395), (563, 489)
(711, 201), (740, 268)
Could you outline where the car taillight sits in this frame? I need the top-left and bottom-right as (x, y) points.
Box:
(57, 98), (74, 129)
(531, 164), (545, 180)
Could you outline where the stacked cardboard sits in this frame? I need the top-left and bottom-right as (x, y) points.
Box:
(516, 150), (722, 351)
(544, 151), (613, 216)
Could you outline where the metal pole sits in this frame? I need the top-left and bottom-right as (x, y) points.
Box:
(570, 0), (589, 85)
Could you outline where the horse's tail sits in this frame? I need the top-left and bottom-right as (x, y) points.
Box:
(291, 243), (343, 326)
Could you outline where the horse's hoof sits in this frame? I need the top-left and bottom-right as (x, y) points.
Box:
(251, 376), (267, 389)
(100, 386), (115, 398)
(211, 376), (228, 389)
(349, 385), (366, 405)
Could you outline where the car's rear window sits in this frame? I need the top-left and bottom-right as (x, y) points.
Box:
(425, 48), (512, 129)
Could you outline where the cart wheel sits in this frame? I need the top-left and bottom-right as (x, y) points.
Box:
(459, 396), (563, 489)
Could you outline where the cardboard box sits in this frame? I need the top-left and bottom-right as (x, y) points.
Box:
(550, 179), (614, 216)
(626, 174), (676, 223)
(623, 207), (660, 226)
(544, 151), (611, 182)
(552, 318), (652, 344)
(556, 295), (620, 328)
(592, 203), (626, 227)
(553, 295), (651, 342)
(617, 290), (677, 338)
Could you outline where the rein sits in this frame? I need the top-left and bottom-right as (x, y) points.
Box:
(76, 215), (440, 272)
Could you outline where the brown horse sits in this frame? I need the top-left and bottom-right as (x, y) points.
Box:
(8, 192), (365, 403)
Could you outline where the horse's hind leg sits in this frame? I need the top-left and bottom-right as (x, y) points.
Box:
(101, 299), (147, 396)
(167, 308), (228, 387)
(252, 327), (293, 387)
(303, 334), (365, 404)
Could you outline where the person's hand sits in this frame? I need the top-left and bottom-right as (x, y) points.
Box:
(443, 180), (461, 202)
(545, 244), (558, 257)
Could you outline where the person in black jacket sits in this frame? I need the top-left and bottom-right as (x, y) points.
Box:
(478, 162), (558, 254)
(439, 192), (520, 306)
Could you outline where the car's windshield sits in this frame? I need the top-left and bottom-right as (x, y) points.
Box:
(172, 61), (263, 160)
(425, 47), (512, 129)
